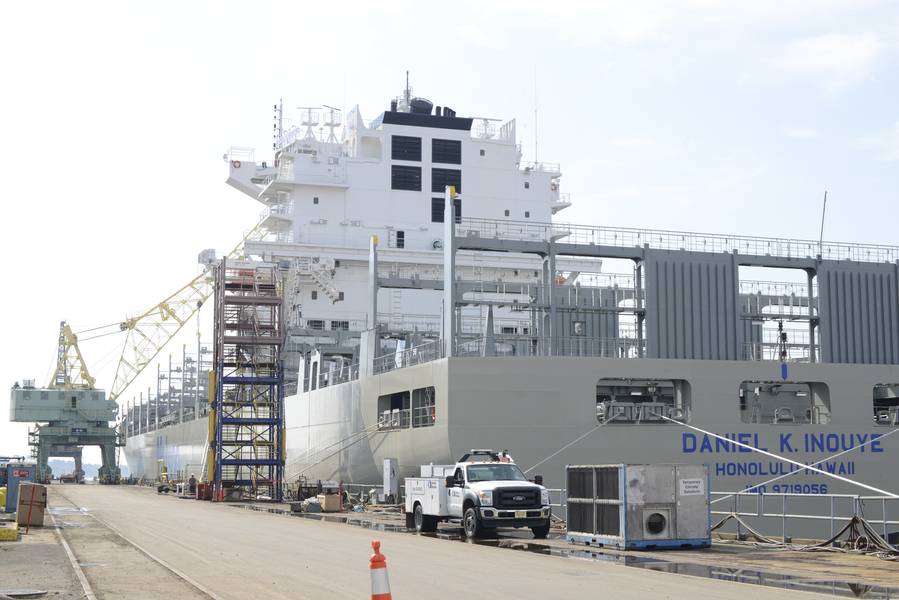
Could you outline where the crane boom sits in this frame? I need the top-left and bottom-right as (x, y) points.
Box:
(108, 224), (264, 401)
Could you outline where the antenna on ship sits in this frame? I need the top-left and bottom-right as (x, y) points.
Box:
(322, 105), (342, 144)
(534, 66), (538, 163)
(817, 190), (828, 257)
(298, 106), (321, 141)
(273, 98), (283, 150)
(404, 70), (412, 106)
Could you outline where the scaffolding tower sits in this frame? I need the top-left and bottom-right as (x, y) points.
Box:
(211, 260), (284, 501)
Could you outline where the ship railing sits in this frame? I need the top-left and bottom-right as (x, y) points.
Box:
(410, 404), (436, 428)
(260, 202), (293, 221)
(596, 401), (688, 424)
(742, 342), (816, 363)
(520, 161), (561, 175)
(226, 146), (255, 163)
(711, 491), (899, 546)
(377, 408), (411, 430)
(373, 339), (445, 375)
(457, 336), (646, 359)
(740, 279), (818, 297)
(551, 193), (572, 213)
(291, 317), (367, 332)
(456, 218), (899, 264)
(378, 313), (442, 333)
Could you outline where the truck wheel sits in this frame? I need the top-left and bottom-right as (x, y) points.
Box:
(463, 507), (483, 539)
(413, 503), (427, 532)
(531, 522), (551, 539)
(423, 515), (439, 532)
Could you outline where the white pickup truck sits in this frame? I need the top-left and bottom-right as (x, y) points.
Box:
(404, 450), (552, 539)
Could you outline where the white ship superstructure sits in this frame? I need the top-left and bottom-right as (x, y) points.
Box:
(223, 83), (583, 386)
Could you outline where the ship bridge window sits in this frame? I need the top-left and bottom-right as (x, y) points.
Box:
(391, 165), (421, 191)
(391, 135), (421, 161)
(378, 391), (410, 430)
(432, 139), (461, 164)
(432, 168), (461, 193)
(596, 378), (691, 424)
(412, 386), (436, 427)
(739, 381), (830, 425)
(873, 384), (899, 426)
(431, 197), (462, 223)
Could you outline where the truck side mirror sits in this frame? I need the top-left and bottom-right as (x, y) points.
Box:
(534, 475), (543, 486)
(445, 475), (454, 488)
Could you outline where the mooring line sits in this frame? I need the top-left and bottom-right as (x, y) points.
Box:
(523, 414), (619, 474)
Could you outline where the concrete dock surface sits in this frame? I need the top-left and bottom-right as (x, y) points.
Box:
(2, 484), (896, 599)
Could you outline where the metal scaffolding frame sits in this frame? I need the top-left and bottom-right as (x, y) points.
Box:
(211, 259), (285, 501)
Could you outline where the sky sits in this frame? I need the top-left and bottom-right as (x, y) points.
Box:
(1, 0), (897, 461)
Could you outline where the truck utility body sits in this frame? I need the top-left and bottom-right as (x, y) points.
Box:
(405, 450), (551, 539)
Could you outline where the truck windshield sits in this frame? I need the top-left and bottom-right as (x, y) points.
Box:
(466, 464), (528, 482)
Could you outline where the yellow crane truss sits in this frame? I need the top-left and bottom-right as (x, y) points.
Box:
(50, 321), (96, 390)
(108, 224), (263, 401)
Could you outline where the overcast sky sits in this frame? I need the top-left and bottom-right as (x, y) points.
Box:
(2, 1), (897, 462)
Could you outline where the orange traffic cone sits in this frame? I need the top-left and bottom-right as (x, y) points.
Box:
(369, 539), (392, 600)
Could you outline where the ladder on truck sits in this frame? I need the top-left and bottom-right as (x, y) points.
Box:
(211, 259), (284, 502)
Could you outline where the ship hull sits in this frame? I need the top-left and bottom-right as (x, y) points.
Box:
(127, 356), (899, 538)
(123, 417), (208, 481)
(286, 356), (899, 539)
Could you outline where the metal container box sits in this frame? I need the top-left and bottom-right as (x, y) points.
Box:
(566, 463), (710, 550)
(4, 463), (36, 513)
(16, 482), (47, 527)
(317, 493), (341, 512)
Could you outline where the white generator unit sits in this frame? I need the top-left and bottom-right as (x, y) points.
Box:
(566, 464), (710, 550)
(382, 458), (399, 503)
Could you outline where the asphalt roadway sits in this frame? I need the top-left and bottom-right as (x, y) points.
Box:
(23, 485), (847, 600)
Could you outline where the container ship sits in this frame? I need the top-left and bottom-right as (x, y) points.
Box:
(123, 81), (899, 536)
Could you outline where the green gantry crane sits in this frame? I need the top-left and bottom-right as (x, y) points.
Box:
(10, 321), (123, 483)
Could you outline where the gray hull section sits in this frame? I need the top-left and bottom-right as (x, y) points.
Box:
(123, 418), (208, 480)
(129, 356), (899, 538)
(287, 357), (899, 502)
